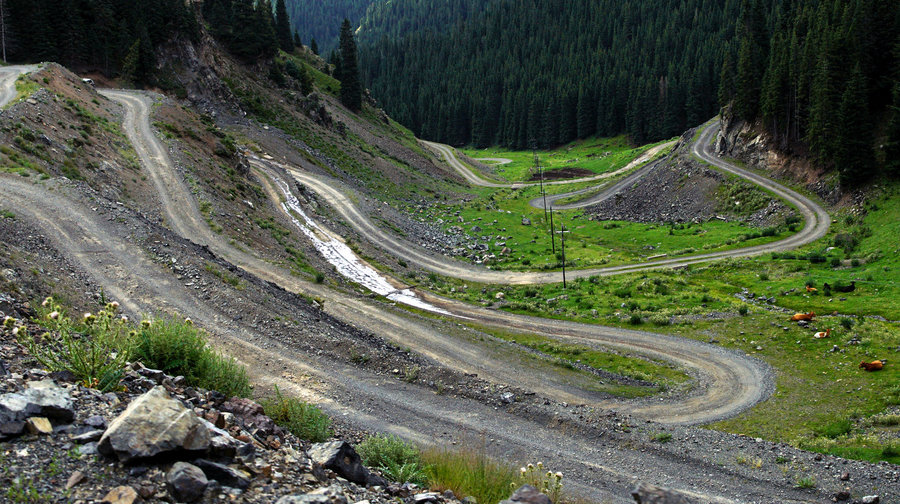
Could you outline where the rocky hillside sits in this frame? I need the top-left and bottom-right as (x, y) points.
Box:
(585, 131), (795, 227)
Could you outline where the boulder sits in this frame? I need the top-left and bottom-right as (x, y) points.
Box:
(308, 441), (384, 486)
(25, 417), (53, 435)
(0, 383), (74, 438)
(500, 485), (551, 504)
(193, 459), (251, 490)
(521, 218), (531, 226)
(101, 486), (142, 504)
(166, 462), (208, 502)
(98, 386), (210, 463)
(631, 483), (695, 504)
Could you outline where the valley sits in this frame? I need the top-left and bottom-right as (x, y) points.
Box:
(0, 57), (897, 504)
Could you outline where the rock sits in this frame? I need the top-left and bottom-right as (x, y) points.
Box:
(414, 492), (441, 503)
(193, 459), (251, 490)
(98, 386), (210, 463)
(84, 415), (108, 428)
(500, 392), (515, 404)
(71, 429), (104, 443)
(277, 485), (348, 504)
(65, 470), (86, 490)
(521, 218), (531, 226)
(630, 483), (694, 504)
(25, 416), (53, 434)
(495, 292), (505, 300)
(0, 384), (75, 438)
(470, 226), (482, 233)
(833, 490), (850, 501)
(308, 441), (383, 486)
(166, 462), (208, 502)
(861, 496), (879, 504)
(840, 472), (850, 481)
(500, 485), (551, 504)
(101, 486), (142, 504)
(462, 497), (477, 504)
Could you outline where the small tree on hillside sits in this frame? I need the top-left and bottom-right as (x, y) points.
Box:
(338, 18), (361, 111)
(274, 0), (293, 52)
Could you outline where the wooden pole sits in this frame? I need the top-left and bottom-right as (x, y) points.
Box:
(561, 223), (567, 289)
(549, 203), (556, 255)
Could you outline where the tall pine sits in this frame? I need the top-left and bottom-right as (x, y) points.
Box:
(275, 0), (293, 52)
(834, 65), (874, 186)
(338, 18), (362, 111)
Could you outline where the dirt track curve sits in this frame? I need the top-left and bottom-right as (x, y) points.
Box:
(0, 75), (857, 502)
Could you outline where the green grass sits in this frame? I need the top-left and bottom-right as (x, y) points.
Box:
(357, 434), (428, 485)
(260, 386), (332, 442)
(422, 445), (517, 504)
(461, 136), (673, 182)
(132, 316), (252, 398)
(473, 325), (690, 397)
(429, 183), (793, 271)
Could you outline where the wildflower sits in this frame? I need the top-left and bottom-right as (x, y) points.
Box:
(527, 463), (534, 470)
(520, 467), (527, 476)
(41, 297), (52, 307)
(110, 301), (119, 309)
(121, 315), (129, 323)
(2, 316), (14, 328)
(128, 331), (137, 338)
(555, 472), (563, 480)
(83, 312), (96, 325)
(48, 311), (60, 320)
(11, 327), (19, 336)
(184, 318), (193, 326)
(537, 462), (543, 469)
(141, 319), (151, 329)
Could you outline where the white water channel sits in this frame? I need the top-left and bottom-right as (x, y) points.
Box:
(272, 174), (453, 316)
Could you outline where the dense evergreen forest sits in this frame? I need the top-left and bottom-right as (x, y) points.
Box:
(1, 0), (298, 84)
(284, 0), (375, 54)
(358, 0), (741, 148)
(1, 0), (197, 81)
(720, 0), (900, 184)
(358, 0), (900, 185)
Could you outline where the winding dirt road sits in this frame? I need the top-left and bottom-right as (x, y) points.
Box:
(0, 65), (39, 107)
(0, 75), (861, 501)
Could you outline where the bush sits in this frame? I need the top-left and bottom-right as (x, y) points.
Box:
(261, 386), (331, 442)
(357, 435), (427, 485)
(808, 253), (827, 264)
(629, 314), (642, 325)
(133, 317), (251, 398)
(422, 446), (515, 504)
(25, 299), (130, 392)
(817, 419), (853, 439)
(840, 317), (854, 330)
(830, 257), (841, 268)
(738, 305), (749, 316)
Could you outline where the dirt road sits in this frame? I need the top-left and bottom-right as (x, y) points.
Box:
(1, 75), (878, 501)
(0, 65), (39, 107)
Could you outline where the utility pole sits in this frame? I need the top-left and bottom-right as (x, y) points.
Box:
(1, 0), (7, 64)
(536, 151), (547, 223)
(549, 203), (556, 255)
(560, 223), (567, 289)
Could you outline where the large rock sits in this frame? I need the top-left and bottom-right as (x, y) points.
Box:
(631, 483), (695, 504)
(98, 386), (210, 463)
(500, 485), (551, 504)
(166, 462), (208, 502)
(0, 383), (74, 438)
(308, 441), (384, 486)
(193, 459), (251, 490)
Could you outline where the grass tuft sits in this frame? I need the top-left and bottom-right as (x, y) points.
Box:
(261, 386), (331, 442)
(357, 434), (427, 485)
(422, 445), (516, 504)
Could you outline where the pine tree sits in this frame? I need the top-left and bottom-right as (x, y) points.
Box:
(274, 0), (293, 52)
(718, 51), (737, 108)
(338, 18), (362, 111)
(310, 38), (318, 55)
(834, 65), (874, 186)
(885, 82), (900, 176)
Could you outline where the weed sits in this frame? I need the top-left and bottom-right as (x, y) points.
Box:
(422, 445), (516, 504)
(795, 476), (816, 489)
(516, 462), (563, 503)
(133, 316), (251, 398)
(403, 366), (420, 383)
(652, 432), (672, 443)
(357, 434), (427, 485)
(261, 386), (331, 442)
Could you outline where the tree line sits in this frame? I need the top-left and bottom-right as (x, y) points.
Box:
(2, 0), (300, 84)
(721, 0), (900, 185)
(357, 0), (741, 148)
(283, 0), (374, 55)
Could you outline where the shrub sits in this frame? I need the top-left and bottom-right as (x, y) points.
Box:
(629, 314), (642, 325)
(24, 299), (130, 392)
(830, 257), (841, 268)
(817, 419), (852, 439)
(516, 463), (563, 503)
(652, 432), (673, 443)
(357, 435), (427, 485)
(808, 253), (827, 264)
(422, 446), (515, 504)
(133, 316), (251, 398)
(261, 386), (331, 442)
(840, 317), (854, 330)
(738, 305), (749, 316)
